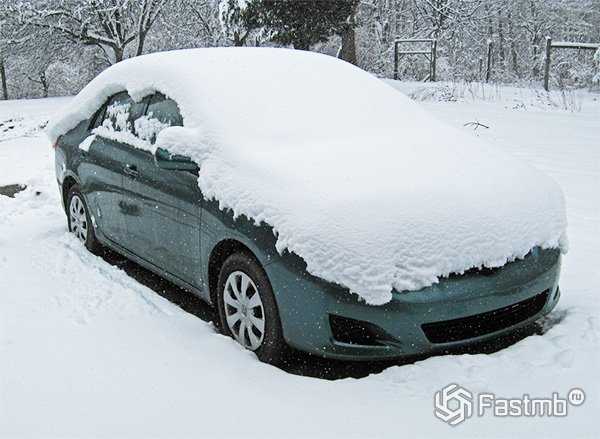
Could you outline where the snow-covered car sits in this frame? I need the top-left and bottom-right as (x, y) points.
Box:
(50, 48), (567, 364)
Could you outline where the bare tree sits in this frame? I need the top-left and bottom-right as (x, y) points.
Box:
(10, 0), (169, 65)
(155, 0), (224, 49)
(21, 29), (73, 97)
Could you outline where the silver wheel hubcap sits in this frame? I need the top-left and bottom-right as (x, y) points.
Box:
(69, 195), (88, 244)
(224, 271), (265, 351)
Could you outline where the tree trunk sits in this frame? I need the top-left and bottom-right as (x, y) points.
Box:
(233, 31), (245, 46)
(532, 43), (539, 78)
(532, 32), (541, 78)
(136, 31), (147, 56)
(530, 1), (541, 78)
(40, 72), (49, 98)
(338, 3), (358, 65)
(338, 26), (357, 65)
(0, 57), (7, 100)
(113, 47), (124, 64)
(507, 12), (519, 78)
(497, 11), (505, 67)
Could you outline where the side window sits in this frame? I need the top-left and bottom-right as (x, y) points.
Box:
(96, 91), (148, 136)
(102, 92), (133, 133)
(135, 93), (183, 144)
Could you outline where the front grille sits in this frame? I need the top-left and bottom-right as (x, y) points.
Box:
(422, 290), (549, 344)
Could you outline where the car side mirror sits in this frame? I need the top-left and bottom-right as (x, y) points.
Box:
(154, 147), (199, 173)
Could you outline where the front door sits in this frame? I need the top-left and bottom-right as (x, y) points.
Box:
(89, 90), (203, 288)
(119, 145), (202, 287)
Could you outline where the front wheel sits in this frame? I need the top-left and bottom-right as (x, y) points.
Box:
(66, 185), (103, 255)
(217, 252), (288, 365)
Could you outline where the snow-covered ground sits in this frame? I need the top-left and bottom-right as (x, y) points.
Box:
(1, 83), (599, 438)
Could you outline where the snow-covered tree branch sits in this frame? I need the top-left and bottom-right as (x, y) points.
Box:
(8, 0), (168, 64)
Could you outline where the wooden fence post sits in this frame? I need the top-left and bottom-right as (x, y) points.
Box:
(543, 37), (552, 91)
(485, 40), (493, 82)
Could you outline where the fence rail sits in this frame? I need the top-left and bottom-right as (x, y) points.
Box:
(393, 39), (437, 81)
(544, 37), (599, 91)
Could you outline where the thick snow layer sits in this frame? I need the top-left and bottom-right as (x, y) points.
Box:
(1, 90), (599, 438)
(48, 48), (567, 304)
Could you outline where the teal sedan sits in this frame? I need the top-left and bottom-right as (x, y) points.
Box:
(54, 87), (561, 365)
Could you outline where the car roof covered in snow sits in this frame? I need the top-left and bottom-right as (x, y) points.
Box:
(48, 47), (433, 147)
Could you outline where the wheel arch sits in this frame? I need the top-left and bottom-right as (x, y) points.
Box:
(207, 239), (260, 306)
(61, 174), (80, 212)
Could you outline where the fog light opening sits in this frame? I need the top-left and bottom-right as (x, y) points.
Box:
(329, 314), (392, 346)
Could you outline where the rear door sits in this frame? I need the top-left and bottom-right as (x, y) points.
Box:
(121, 93), (202, 287)
(79, 93), (137, 244)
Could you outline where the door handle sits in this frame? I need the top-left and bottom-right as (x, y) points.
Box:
(124, 164), (139, 178)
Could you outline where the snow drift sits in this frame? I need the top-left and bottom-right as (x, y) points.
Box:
(48, 48), (567, 305)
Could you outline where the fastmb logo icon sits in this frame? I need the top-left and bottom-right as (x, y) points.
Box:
(434, 383), (473, 426)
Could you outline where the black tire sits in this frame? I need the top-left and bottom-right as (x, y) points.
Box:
(217, 251), (288, 365)
(66, 184), (103, 255)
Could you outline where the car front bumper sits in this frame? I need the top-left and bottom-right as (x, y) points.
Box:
(265, 247), (561, 360)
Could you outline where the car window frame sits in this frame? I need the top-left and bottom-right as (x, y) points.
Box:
(89, 103), (107, 131)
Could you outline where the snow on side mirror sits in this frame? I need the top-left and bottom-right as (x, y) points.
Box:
(154, 126), (205, 172)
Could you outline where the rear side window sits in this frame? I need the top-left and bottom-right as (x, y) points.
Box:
(135, 93), (183, 144)
(103, 92), (132, 132)
(100, 92), (148, 135)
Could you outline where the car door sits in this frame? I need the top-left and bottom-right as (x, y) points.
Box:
(120, 93), (203, 288)
(78, 93), (133, 244)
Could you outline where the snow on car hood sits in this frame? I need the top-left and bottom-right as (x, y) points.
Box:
(48, 48), (567, 305)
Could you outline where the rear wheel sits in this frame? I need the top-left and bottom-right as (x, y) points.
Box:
(66, 185), (103, 255)
(217, 252), (288, 365)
